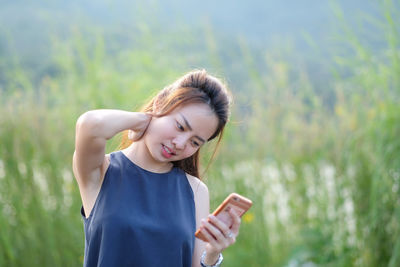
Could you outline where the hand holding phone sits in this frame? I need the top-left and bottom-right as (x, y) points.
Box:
(195, 193), (253, 242)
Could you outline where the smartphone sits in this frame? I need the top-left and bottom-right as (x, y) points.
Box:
(195, 193), (253, 242)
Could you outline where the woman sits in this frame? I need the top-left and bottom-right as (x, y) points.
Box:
(73, 70), (242, 267)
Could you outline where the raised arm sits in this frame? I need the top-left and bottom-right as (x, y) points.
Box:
(73, 109), (151, 216)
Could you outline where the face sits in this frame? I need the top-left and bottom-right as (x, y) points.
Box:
(142, 103), (219, 165)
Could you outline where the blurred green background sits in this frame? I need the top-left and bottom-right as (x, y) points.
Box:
(1, 0), (399, 266)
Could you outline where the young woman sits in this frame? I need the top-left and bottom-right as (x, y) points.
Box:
(73, 70), (242, 267)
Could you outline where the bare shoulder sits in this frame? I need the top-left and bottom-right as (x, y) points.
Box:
(103, 153), (111, 171)
(185, 173), (210, 221)
(185, 173), (209, 200)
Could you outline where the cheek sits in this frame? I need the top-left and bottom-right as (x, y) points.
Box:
(182, 146), (199, 159)
(147, 118), (172, 138)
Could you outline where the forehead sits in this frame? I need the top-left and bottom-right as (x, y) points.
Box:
(173, 103), (218, 139)
(174, 103), (214, 116)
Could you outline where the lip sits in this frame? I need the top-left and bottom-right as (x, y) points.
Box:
(162, 145), (176, 158)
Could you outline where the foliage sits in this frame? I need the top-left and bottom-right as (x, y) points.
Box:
(0, 1), (399, 266)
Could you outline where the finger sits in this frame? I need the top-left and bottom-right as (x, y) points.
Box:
(144, 112), (154, 120)
(201, 219), (231, 248)
(208, 215), (231, 237)
(131, 130), (145, 141)
(202, 219), (223, 240)
(198, 225), (216, 243)
(228, 209), (241, 234)
(147, 111), (159, 118)
(128, 130), (134, 140)
(199, 221), (223, 249)
(140, 114), (152, 135)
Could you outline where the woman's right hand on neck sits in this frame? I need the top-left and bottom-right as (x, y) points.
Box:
(73, 110), (151, 184)
(128, 112), (152, 141)
(73, 110), (152, 216)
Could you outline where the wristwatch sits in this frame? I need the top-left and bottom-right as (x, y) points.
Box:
(200, 251), (223, 267)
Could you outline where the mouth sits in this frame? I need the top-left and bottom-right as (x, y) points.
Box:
(162, 145), (176, 158)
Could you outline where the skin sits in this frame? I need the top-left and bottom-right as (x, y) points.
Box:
(73, 103), (242, 266)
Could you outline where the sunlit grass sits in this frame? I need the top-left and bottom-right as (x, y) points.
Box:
(0, 2), (399, 266)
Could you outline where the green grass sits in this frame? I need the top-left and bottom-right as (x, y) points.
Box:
(0, 2), (399, 266)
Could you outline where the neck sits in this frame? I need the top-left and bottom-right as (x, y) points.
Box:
(122, 140), (173, 173)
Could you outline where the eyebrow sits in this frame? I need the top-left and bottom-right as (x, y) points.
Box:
(179, 113), (206, 143)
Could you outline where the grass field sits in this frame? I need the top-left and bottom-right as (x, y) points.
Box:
(0, 1), (399, 266)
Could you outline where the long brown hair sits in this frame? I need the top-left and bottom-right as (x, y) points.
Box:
(119, 69), (232, 179)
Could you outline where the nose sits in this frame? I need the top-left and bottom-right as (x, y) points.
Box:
(172, 135), (188, 150)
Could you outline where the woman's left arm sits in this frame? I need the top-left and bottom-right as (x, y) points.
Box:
(188, 175), (241, 267)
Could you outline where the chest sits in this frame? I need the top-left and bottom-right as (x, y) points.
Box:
(88, 169), (196, 244)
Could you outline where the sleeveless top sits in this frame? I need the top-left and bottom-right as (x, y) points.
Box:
(80, 151), (196, 267)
